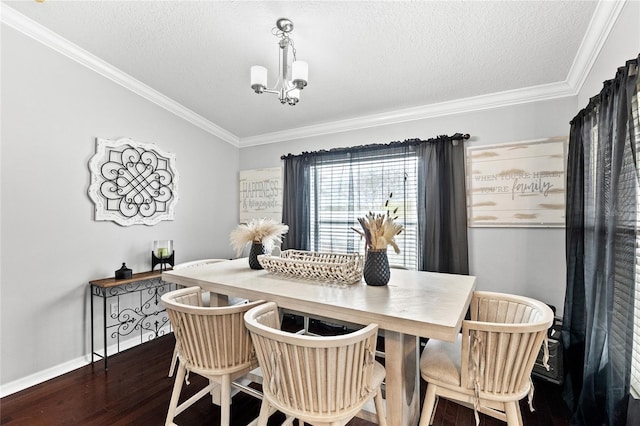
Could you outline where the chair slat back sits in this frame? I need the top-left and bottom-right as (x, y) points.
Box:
(460, 291), (553, 397)
(245, 302), (379, 418)
(162, 287), (262, 374)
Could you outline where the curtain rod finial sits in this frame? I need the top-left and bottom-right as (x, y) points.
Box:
(453, 133), (470, 140)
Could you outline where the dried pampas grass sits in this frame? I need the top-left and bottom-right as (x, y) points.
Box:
(352, 194), (404, 253)
(230, 218), (289, 257)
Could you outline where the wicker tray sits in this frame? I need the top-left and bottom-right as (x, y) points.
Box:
(257, 250), (364, 285)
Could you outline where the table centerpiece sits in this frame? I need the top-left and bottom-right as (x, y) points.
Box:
(352, 195), (404, 286)
(230, 218), (289, 269)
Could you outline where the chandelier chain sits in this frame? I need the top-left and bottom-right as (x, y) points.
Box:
(272, 26), (297, 60)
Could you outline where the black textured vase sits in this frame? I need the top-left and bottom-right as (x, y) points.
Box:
(248, 242), (265, 270)
(363, 250), (390, 286)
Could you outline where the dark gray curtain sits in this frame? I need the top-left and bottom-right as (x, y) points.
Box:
(417, 137), (469, 274)
(563, 56), (639, 426)
(281, 134), (469, 275)
(281, 155), (310, 250)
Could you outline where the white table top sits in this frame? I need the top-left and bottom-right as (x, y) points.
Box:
(162, 258), (476, 342)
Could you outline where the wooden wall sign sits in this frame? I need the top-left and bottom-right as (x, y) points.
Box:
(466, 137), (566, 227)
(239, 167), (283, 223)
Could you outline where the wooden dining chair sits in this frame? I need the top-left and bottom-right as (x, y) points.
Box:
(167, 258), (248, 377)
(161, 286), (264, 426)
(418, 291), (554, 426)
(244, 301), (387, 426)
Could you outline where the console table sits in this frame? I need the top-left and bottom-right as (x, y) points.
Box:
(89, 270), (175, 370)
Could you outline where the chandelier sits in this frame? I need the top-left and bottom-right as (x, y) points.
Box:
(250, 18), (308, 106)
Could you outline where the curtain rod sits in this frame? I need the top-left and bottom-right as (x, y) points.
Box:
(280, 133), (470, 160)
(570, 55), (639, 125)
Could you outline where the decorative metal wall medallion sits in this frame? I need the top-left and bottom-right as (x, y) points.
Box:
(88, 137), (179, 226)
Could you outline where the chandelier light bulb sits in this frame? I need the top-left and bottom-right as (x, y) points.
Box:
(250, 66), (268, 93)
(291, 61), (308, 88)
(288, 88), (300, 105)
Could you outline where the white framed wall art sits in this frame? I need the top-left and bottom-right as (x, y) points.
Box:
(88, 137), (179, 226)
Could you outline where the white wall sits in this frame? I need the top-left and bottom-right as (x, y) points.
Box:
(240, 97), (576, 315)
(0, 26), (240, 388)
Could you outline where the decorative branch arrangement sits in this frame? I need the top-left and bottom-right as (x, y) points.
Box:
(352, 194), (404, 253)
(230, 218), (289, 257)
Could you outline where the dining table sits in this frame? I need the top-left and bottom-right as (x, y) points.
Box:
(162, 257), (476, 426)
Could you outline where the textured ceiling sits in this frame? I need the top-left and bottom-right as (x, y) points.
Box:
(4, 1), (598, 145)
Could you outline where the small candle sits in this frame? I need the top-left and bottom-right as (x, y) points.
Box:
(157, 247), (168, 258)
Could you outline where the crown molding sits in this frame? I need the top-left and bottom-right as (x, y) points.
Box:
(239, 81), (575, 147)
(565, 0), (627, 93)
(0, 4), (239, 147)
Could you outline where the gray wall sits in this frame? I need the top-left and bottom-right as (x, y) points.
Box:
(578, 0), (639, 107)
(1, 26), (240, 387)
(240, 98), (575, 314)
(239, 0), (639, 319)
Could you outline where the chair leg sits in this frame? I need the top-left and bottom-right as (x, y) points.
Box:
(504, 401), (523, 426)
(168, 343), (178, 377)
(418, 384), (438, 426)
(257, 400), (272, 426)
(220, 374), (231, 426)
(373, 388), (387, 426)
(281, 417), (296, 426)
(165, 364), (186, 426)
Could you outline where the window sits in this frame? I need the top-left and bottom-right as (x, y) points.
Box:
(309, 151), (419, 270)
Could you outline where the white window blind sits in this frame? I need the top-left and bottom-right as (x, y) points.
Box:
(309, 152), (419, 270)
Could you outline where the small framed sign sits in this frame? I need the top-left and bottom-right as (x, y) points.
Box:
(239, 167), (283, 223)
(466, 137), (566, 227)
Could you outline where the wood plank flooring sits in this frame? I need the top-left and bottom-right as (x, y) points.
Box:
(1, 331), (571, 425)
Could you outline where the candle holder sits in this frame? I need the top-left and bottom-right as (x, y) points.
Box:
(152, 240), (174, 271)
(115, 262), (132, 280)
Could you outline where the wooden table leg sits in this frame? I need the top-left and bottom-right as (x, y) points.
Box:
(208, 292), (229, 307)
(384, 331), (420, 426)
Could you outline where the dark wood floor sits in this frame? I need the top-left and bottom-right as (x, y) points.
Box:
(1, 330), (571, 426)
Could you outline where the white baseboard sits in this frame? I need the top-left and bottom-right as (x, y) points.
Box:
(0, 355), (91, 398)
(1, 331), (171, 398)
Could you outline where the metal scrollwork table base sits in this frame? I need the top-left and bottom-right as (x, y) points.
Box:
(89, 270), (175, 371)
